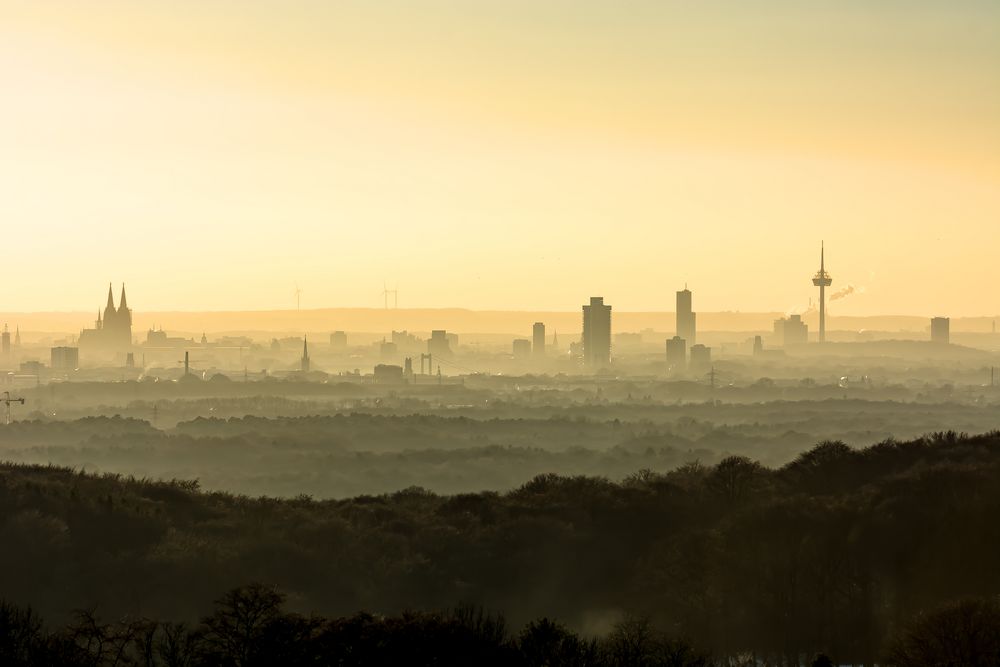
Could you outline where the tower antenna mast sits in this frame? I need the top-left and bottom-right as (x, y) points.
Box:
(812, 241), (833, 343)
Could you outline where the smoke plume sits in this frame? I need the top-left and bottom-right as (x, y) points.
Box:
(830, 285), (858, 302)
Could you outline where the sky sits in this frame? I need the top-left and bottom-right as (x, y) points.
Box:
(1, 1), (998, 316)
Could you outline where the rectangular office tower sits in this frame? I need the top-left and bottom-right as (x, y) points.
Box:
(676, 288), (696, 345)
(533, 322), (546, 358)
(582, 297), (612, 367)
(51, 346), (80, 370)
(665, 336), (686, 371)
(931, 317), (950, 344)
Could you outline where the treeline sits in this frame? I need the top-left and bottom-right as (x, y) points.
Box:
(3, 587), (999, 666)
(7, 406), (1000, 497)
(3, 431), (1000, 663)
(0, 583), (712, 666)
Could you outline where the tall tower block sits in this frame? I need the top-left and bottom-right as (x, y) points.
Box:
(582, 297), (612, 367)
(676, 286), (696, 345)
(812, 242), (833, 343)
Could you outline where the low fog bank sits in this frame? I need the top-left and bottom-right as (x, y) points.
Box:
(3, 395), (1000, 497)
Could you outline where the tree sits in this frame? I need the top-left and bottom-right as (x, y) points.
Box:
(519, 617), (593, 667)
(200, 583), (287, 667)
(886, 598), (1000, 667)
(707, 456), (765, 505)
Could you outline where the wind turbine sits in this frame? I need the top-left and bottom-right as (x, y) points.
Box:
(382, 282), (398, 309)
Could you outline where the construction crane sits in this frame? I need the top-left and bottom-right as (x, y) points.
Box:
(2, 391), (25, 425)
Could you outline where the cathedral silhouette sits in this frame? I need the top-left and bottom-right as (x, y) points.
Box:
(79, 284), (133, 354)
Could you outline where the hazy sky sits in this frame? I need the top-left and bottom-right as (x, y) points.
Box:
(2, 1), (998, 315)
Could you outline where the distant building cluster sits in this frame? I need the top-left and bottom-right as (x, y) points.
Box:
(6, 248), (969, 385)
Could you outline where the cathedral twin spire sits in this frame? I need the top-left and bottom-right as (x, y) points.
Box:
(102, 283), (132, 330)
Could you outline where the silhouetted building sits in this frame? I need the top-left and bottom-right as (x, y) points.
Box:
(582, 297), (612, 367)
(79, 284), (133, 354)
(931, 317), (950, 344)
(374, 364), (404, 384)
(676, 287), (696, 345)
(301, 337), (310, 372)
(615, 332), (642, 349)
(391, 330), (422, 354)
(330, 331), (347, 349)
(1, 325), (9, 356)
(144, 329), (194, 348)
(380, 340), (398, 360)
(512, 338), (531, 360)
(20, 360), (43, 375)
(428, 330), (453, 357)
(532, 322), (546, 358)
(690, 344), (711, 370)
(775, 314), (808, 346)
(753, 335), (764, 356)
(665, 336), (686, 371)
(812, 242), (833, 342)
(50, 346), (79, 370)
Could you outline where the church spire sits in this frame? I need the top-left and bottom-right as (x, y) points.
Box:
(104, 282), (117, 323)
(301, 336), (311, 372)
(119, 284), (128, 312)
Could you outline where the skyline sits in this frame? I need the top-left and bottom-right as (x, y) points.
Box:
(2, 1), (999, 315)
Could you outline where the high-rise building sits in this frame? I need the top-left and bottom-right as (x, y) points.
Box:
(776, 314), (808, 346)
(582, 297), (612, 367)
(665, 336), (686, 371)
(532, 322), (546, 358)
(690, 344), (712, 370)
(428, 330), (453, 357)
(1, 324), (9, 356)
(931, 317), (950, 344)
(512, 339), (532, 359)
(330, 331), (348, 349)
(51, 346), (80, 370)
(676, 287), (696, 346)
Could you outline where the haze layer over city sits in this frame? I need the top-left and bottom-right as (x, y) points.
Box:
(2, 2), (999, 666)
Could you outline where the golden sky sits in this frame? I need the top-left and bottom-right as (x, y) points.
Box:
(1, 1), (998, 316)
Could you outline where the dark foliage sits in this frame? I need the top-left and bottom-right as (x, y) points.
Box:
(3, 431), (1000, 663)
(886, 597), (1000, 667)
(0, 586), (707, 666)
